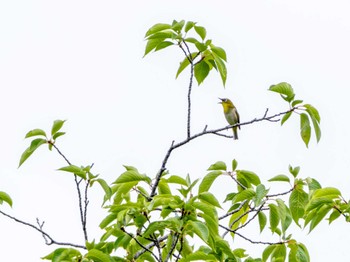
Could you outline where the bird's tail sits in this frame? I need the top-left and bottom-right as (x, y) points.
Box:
(233, 127), (238, 140)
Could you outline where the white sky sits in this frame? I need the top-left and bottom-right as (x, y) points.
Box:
(1, 0), (350, 261)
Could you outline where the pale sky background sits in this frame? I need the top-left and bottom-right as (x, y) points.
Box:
(1, 0), (350, 261)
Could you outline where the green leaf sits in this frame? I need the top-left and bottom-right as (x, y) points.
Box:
(312, 187), (341, 199)
(254, 184), (268, 206)
(144, 38), (164, 57)
(85, 248), (112, 262)
(145, 23), (172, 37)
(176, 55), (191, 78)
(180, 251), (217, 261)
(51, 120), (66, 136)
(291, 99), (303, 107)
(187, 220), (209, 242)
(233, 188), (256, 203)
(269, 204), (280, 233)
(25, 129), (47, 138)
(95, 178), (112, 205)
(166, 175), (187, 186)
(59, 165), (86, 179)
(114, 170), (151, 184)
(289, 188), (308, 226)
(198, 170), (222, 193)
(0, 191), (13, 207)
(155, 41), (174, 51)
(300, 113), (311, 147)
(303, 104), (320, 123)
(42, 248), (81, 261)
(281, 111), (292, 125)
(269, 82), (295, 102)
(194, 60), (210, 85)
(18, 138), (47, 167)
(211, 45), (227, 61)
(198, 192), (222, 208)
(288, 165), (300, 178)
(262, 245), (276, 262)
(185, 21), (195, 33)
(309, 204), (332, 232)
(52, 132), (65, 140)
(237, 170), (261, 186)
(232, 159), (238, 171)
(147, 31), (174, 40)
(207, 161), (226, 171)
(272, 244), (286, 261)
(306, 197), (333, 212)
(158, 179), (171, 194)
(194, 25), (207, 40)
(212, 51), (227, 86)
(268, 174), (290, 183)
(172, 19), (185, 32)
(258, 212), (267, 233)
(306, 178), (322, 191)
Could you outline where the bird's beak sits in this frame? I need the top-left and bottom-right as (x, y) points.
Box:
(218, 97), (224, 104)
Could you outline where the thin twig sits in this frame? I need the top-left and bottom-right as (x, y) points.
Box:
(121, 228), (160, 262)
(0, 210), (86, 249)
(134, 235), (169, 259)
(51, 143), (89, 242)
(219, 224), (285, 245)
(165, 233), (180, 262)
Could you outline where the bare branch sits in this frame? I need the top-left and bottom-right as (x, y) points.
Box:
(219, 224), (285, 245)
(134, 235), (169, 259)
(0, 210), (86, 249)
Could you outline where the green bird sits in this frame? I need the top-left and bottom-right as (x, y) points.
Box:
(219, 98), (240, 140)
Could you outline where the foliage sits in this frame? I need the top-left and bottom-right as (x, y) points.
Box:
(1, 19), (349, 262)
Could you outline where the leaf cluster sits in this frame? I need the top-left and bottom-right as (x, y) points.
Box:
(144, 20), (227, 86)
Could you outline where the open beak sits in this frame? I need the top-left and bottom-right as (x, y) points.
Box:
(218, 97), (224, 104)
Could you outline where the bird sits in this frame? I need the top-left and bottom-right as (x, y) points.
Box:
(219, 98), (240, 140)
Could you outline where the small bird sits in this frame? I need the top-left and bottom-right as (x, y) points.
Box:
(219, 98), (240, 140)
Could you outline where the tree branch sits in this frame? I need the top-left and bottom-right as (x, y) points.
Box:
(150, 107), (295, 198)
(219, 224), (285, 245)
(0, 210), (86, 249)
(51, 143), (89, 242)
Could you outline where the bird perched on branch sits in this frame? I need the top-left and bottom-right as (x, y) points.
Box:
(219, 98), (240, 140)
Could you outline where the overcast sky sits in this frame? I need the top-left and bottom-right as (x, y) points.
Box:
(1, 0), (350, 261)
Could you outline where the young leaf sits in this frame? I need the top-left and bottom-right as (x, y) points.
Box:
(289, 188), (308, 226)
(291, 99), (303, 107)
(52, 132), (65, 140)
(186, 220), (209, 242)
(51, 120), (66, 136)
(258, 212), (267, 233)
(185, 21), (195, 32)
(300, 113), (311, 147)
(85, 249), (113, 262)
(165, 175), (187, 186)
(268, 174), (290, 183)
(172, 19), (185, 32)
(237, 170), (261, 186)
(145, 23), (172, 37)
(281, 111), (292, 125)
(232, 159), (238, 171)
(269, 203), (280, 233)
(212, 52), (227, 86)
(207, 161), (227, 171)
(114, 170), (151, 184)
(269, 82), (295, 102)
(59, 165), (86, 179)
(198, 170), (222, 193)
(198, 192), (222, 208)
(211, 45), (227, 61)
(194, 25), (207, 40)
(25, 129), (47, 138)
(144, 38), (164, 57)
(0, 191), (13, 207)
(194, 60), (210, 85)
(95, 178), (112, 205)
(18, 138), (47, 167)
(155, 41), (174, 51)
